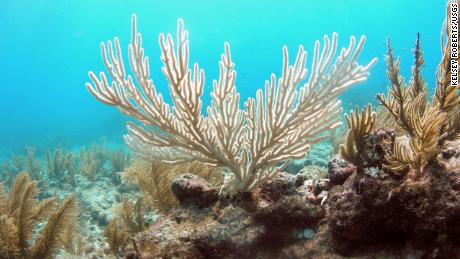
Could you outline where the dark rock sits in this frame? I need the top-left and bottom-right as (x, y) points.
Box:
(129, 139), (460, 259)
(313, 179), (330, 196)
(114, 193), (122, 203)
(438, 140), (460, 171)
(327, 140), (460, 257)
(295, 173), (310, 187)
(171, 173), (219, 208)
(97, 212), (108, 226)
(194, 207), (267, 258)
(90, 209), (99, 221)
(131, 204), (269, 259)
(254, 195), (325, 231)
(359, 128), (396, 168)
(131, 172), (331, 258)
(258, 172), (297, 201)
(117, 184), (130, 194)
(328, 156), (356, 185)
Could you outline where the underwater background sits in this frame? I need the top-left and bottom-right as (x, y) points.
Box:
(1, 0), (458, 258)
(0, 0), (444, 159)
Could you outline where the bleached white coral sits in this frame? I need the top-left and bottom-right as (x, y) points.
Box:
(86, 15), (377, 196)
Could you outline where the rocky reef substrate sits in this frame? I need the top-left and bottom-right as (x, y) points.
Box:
(126, 131), (460, 258)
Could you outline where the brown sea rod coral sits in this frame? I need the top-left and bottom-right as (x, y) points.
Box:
(0, 173), (79, 259)
(377, 32), (460, 175)
(2, 146), (42, 181)
(339, 104), (376, 167)
(104, 198), (147, 256)
(46, 146), (77, 184)
(79, 148), (102, 181)
(87, 15), (377, 196)
(326, 3), (460, 255)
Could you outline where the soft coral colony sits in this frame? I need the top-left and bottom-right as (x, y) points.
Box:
(86, 15), (377, 196)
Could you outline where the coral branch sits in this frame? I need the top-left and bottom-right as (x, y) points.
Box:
(340, 104), (376, 166)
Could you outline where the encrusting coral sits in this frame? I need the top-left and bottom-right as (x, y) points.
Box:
(0, 173), (79, 259)
(86, 15), (377, 196)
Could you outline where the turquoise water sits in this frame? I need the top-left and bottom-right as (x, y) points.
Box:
(0, 0), (444, 158)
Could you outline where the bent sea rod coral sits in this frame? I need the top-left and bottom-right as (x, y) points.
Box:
(86, 15), (377, 197)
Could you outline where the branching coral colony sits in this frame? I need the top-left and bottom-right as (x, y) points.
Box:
(341, 1), (460, 176)
(87, 15), (377, 196)
(0, 173), (78, 259)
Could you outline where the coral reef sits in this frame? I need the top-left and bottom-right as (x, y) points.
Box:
(87, 15), (376, 196)
(128, 172), (327, 258)
(0, 140), (138, 258)
(2, 1), (457, 258)
(326, 1), (460, 256)
(120, 2), (460, 258)
(127, 129), (460, 258)
(328, 133), (460, 257)
(96, 159), (226, 257)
